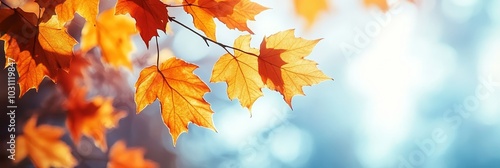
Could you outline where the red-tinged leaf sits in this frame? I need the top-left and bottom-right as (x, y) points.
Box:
(115, 0), (169, 47)
(258, 29), (331, 107)
(64, 88), (127, 151)
(1, 8), (77, 97)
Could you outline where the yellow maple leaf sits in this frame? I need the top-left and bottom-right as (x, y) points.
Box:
(211, 35), (264, 111)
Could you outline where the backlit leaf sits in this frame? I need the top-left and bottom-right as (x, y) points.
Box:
(1, 8), (77, 97)
(211, 35), (263, 110)
(258, 29), (331, 107)
(135, 57), (216, 145)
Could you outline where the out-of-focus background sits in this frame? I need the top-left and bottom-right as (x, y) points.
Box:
(2, 0), (500, 167)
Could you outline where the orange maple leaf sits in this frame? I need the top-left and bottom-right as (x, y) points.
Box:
(115, 0), (168, 47)
(135, 57), (216, 145)
(183, 0), (267, 41)
(258, 29), (331, 107)
(81, 9), (137, 70)
(54, 0), (99, 25)
(364, 0), (389, 11)
(294, 0), (329, 27)
(1, 8), (77, 97)
(64, 87), (127, 151)
(211, 35), (264, 110)
(108, 140), (158, 168)
(15, 116), (77, 168)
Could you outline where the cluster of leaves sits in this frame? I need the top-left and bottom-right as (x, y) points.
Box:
(0, 0), (410, 167)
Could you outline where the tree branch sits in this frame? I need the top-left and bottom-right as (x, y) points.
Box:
(168, 17), (258, 57)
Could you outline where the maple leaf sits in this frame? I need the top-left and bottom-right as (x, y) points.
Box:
(1, 8), (77, 97)
(81, 9), (137, 70)
(258, 29), (331, 107)
(108, 140), (158, 168)
(54, 0), (99, 25)
(64, 87), (127, 151)
(115, 0), (168, 47)
(183, 0), (267, 41)
(294, 0), (329, 27)
(15, 116), (77, 168)
(135, 57), (216, 145)
(57, 52), (90, 95)
(364, 0), (389, 11)
(211, 35), (264, 110)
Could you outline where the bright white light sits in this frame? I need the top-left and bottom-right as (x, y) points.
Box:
(347, 6), (419, 167)
(477, 28), (500, 125)
(269, 125), (313, 166)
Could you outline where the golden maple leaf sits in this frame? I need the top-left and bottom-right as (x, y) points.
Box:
(135, 57), (216, 145)
(211, 35), (263, 111)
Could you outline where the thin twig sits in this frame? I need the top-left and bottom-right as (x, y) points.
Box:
(166, 4), (197, 8)
(168, 17), (258, 57)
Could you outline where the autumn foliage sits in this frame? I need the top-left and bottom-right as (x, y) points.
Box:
(0, 0), (407, 167)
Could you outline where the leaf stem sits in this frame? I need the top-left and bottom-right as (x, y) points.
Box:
(155, 36), (160, 69)
(168, 17), (258, 57)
